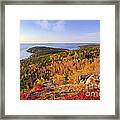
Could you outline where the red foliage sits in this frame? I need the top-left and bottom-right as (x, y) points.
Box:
(20, 92), (28, 100)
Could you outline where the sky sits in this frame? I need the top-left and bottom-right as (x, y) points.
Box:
(20, 20), (100, 43)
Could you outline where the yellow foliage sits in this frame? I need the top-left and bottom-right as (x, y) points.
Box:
(35, 78), (44, 84)
(53, 74), (64, 85)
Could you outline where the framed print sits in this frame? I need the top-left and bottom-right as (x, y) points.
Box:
(0, 0), (119, 119)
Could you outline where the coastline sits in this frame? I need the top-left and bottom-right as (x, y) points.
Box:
(20, 43), (100, 60)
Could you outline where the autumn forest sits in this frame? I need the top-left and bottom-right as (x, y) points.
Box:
(20, 44), (100, 100)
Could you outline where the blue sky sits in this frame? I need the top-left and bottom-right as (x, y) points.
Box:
(20, 20), (100, 43)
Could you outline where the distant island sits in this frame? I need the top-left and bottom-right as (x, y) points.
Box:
(27, 46), (68, 55)
(79, 43), (100, 48)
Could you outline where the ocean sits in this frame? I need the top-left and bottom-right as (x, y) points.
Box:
(20, 43), (97, 60)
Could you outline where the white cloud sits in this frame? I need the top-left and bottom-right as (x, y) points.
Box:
(52, 21), (65, 32)
(75, 32), (100, 43)
(35, 20), (66, 32)
(35, 20), (50, 30)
